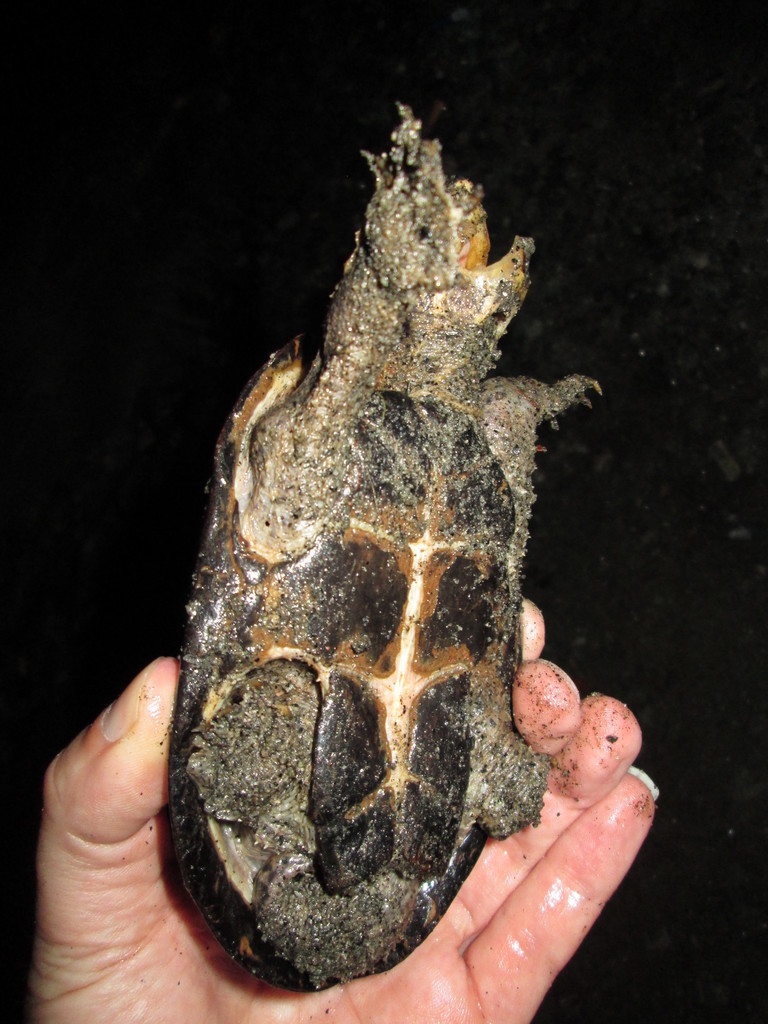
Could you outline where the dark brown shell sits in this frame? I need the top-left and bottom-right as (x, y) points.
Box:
(169, 338), (549, 988)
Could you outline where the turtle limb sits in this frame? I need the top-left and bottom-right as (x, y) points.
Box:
(478, 374), (599, 614)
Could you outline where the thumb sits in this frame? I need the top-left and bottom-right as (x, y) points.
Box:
(40, 657), (178, 849)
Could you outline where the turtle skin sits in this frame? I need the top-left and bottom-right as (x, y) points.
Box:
(168, 108), (596, 990)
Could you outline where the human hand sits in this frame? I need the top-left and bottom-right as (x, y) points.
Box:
(27, 601), (655, 1023)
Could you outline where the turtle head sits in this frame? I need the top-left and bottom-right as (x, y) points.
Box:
(371, 163), (535, 400)
(360, 104), (462, 295)
(328, 106), (535, 403)
(439, 176), (534, 348)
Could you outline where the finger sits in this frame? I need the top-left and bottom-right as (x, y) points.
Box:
(519, 598), (545, 661)
(507, 695), (642, 878)
(513, 659), (581, 755)
(449, 689), (644, 946)
(42, 657), (178, 849)
(549, 694), (642, 804)
(475, 694), (642, 890)
(464, 772), (655, 1023)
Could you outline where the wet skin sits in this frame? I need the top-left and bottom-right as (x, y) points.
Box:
(27, 600), (655, 1024)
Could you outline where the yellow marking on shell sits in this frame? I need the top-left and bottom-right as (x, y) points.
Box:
(232, 342), (305, 527)
(231, 340), (304, 442)
(201, 638), (329, 725)
(368, 529), (439, 793)
(258, 645), (333, 697)
(348, 515), (398, 548)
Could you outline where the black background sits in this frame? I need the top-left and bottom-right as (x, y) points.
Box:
(5, 2), (766, 1020)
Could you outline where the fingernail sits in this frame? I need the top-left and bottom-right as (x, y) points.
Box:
(100, 659), (162, 742)
(627, 764), (660, 802)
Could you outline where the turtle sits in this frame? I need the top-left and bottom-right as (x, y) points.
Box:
(168, 105), (597, 991)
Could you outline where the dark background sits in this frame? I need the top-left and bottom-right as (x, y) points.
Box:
(5, 2), (765, 1020)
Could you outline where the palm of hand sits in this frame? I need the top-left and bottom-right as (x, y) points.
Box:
(27, 606), (654, 1024)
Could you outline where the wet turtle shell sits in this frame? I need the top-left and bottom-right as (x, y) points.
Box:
(168, 106), (597, 990)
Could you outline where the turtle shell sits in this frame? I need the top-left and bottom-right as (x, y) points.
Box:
(169, 338), (551, 989)
(168, 108), (595, 990)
